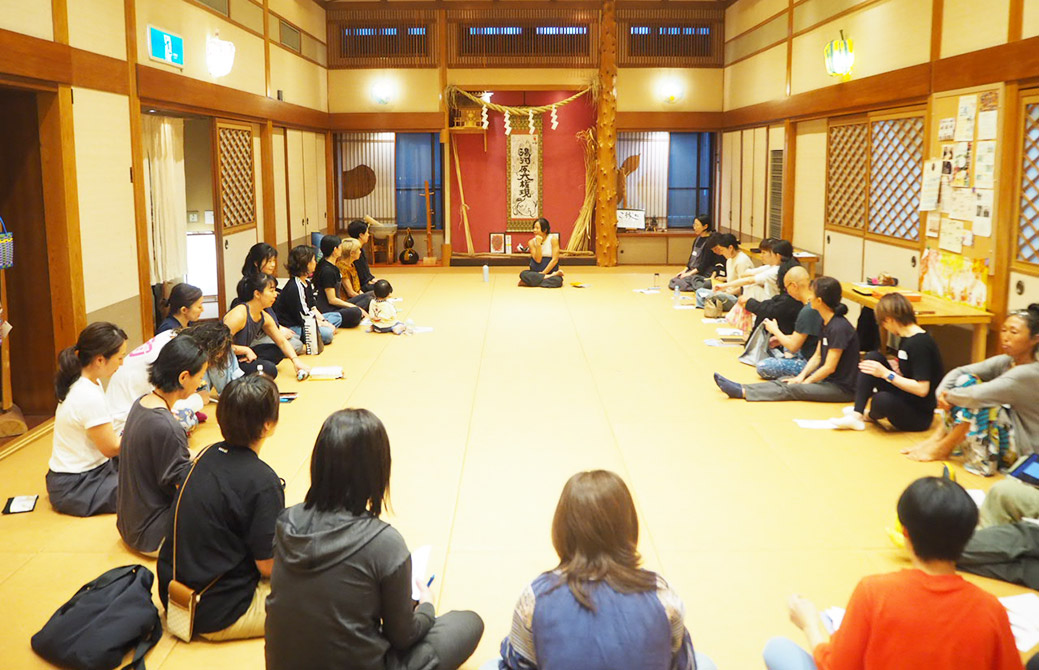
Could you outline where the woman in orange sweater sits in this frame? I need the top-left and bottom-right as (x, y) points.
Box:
(763, 476), (1022, 670)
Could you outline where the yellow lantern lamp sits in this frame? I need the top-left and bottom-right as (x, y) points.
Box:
(824, 30), (854, 81)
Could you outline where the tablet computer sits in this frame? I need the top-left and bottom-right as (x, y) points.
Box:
(1009, 454), (1039, 487)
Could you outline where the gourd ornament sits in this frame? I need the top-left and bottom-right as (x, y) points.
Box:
(399, 229), (419, 264)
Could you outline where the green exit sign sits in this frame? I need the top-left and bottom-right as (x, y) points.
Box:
(148, 26), (184, 68)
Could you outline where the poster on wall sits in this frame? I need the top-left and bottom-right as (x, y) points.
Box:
(938, 118), (956, 141)
(973, 189), (994, 237)
(920, 248), (988, 308)
(974, 140), (997, 189)
(920, 160), (942, 211)
(952, 142), (972, 187)
(950, 188), (975, 221)
(926, 211), (941, 238)
(507, 133), (542, 230)
(955, 95), (977, 142)
(940, 218), (965, 253)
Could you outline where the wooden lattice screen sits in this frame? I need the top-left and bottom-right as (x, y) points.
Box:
(768, 149), (783, 239)
(826, 123), (869, 230)
(617, 7), (724, 67)
(446, 8), (598, 67)
(869, 116), (924, 241)
(327, 8), (438, 68)
(1019, 102), (1039, 264)
(217, 122), (256, 232)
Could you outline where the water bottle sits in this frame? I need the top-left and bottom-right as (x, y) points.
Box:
(482, 264), (490, 282)
(405, 318), (415, 335)
(673, 286), (679, 303)
(652, 272), (659, 289)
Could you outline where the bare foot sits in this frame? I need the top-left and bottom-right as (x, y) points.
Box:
(903, 442), (948, 462)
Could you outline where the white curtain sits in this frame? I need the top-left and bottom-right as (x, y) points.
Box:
(337, 132), (395, 223)
(142, 115), (188, 285)
(617, 132), (670, 222)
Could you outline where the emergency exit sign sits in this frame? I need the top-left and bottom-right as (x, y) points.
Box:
(148, 26), (184, 68)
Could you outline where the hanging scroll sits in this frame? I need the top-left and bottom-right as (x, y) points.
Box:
(506, 120), (543, 232)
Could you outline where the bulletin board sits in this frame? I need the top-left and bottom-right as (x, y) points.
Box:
(919, 84), (1004, 309)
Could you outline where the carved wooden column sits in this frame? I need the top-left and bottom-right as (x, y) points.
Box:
(594, 0), (619, 266)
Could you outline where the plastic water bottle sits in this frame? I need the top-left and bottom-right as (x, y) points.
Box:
(482, 264), (489, 282)
(405, 318), (415, 335)
(673, 286), (680, 303)
(652, 272), (659, 289)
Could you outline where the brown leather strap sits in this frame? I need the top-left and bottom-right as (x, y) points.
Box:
(171, 445), (211, 585)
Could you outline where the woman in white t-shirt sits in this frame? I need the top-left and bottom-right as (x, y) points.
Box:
(694, 233), (754, 311)
(47, 322), (128, 517)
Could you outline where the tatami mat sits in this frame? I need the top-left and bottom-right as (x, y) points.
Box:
(0, 265), (1031, 669)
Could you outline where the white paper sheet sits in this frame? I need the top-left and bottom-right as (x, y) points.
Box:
(673, 304), (697, 310)
(939, 219), (964, 254)
(973, 189), (994, 237)
(974, 140), (997, 189)
(938, 117), (956, 141)
(701, 318), (726, 324)
(1000, 593), (1039, 652)
(821, 607), (846, 634)
(949, 188), (975, 222)
(793, 419), (838, 430)
(920, 160), (942, 212)
(955, 95), (977, 142)
(926, 211), (941, 238)
(966, 489), (986, 508)
(977, 110), (998, 141)
(634, 288), (660, 295)
(715, 328), (744, 338)
(410, 545), (432, 600)
(5, 495), (38, 513)
(704, 339), (741, 347)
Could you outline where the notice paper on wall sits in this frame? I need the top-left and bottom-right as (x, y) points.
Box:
(919, 160), (942, 211)
(938, 117), (956, 141)
(940, 218), (965, 254)
(952, 142), (972, 188)
(926, 211), (941, 238)
(950, 188), (975, 221)
(974, 140), (997, 189)
(973, 189), (994, 237)
(977, 110), (998, 141)
(955, 94), (977, 142)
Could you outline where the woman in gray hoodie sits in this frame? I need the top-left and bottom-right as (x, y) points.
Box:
(265, 409), (483, 670)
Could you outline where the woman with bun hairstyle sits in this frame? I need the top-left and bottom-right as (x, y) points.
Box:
(904, 304), (1039, 476)
(713, 276), (860, 403)
(47, 322), (128, 516)
(156, 283), (204, 334)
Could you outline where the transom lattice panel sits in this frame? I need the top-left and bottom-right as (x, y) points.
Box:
(869, 116), (924, 241)
(1019, 102), (1039, 264)
(217, 124), (256, 232)
(826, 123), (868, 230)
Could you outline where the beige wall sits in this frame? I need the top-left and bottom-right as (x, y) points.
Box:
(1026, 1), (1039, 39)
(270, 44), (328, 111)
(792, 119), (826, 254)
(790, 0), (930, 96)
(448, 68), (597, 89)
(328, 69), (441, 114)
(269, 0), (326, 42)
(72, 88), (140, 314)
(723, 44), (786, 110)
(940, 0), (1010, 59)
(136, 0), (267, 98)
(68, 0), (126, 60)
(617, 68), (724, 112)
(726, 0), (787, 40)
(184, 119), (214, 233)
(0, 0), (53, 41)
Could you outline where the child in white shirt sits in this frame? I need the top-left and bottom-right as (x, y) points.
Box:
(369, 280), (406, 335)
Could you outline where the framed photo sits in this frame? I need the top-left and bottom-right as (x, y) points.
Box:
(504, 234), (513, 254)
(489, 233), (505, 254)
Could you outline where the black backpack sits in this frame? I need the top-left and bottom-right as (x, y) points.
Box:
(31, 564), (163, 670)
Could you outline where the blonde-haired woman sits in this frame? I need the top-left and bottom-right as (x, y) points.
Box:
(485, 470), (715, 670)
(336, 237), (375, 313)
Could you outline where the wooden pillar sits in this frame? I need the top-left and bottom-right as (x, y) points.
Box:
(261, 121), (278, 242)
(125, 0), (154, 337)
(594, 0), (619, 266)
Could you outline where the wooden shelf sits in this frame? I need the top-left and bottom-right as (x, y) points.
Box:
(448, 126), (487, 134)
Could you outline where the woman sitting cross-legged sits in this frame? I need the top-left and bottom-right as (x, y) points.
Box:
(714, 276), (859, 403)
(764, 477), (1022, 670)
(901, 304), (1039, 474)
(224, 273), (310, 380)
(484, 470), (716, 670)
(829, 292), (944, 432)
(519, 218), (564, 288)
(265, 409), (484, 670)
(272, 244), (337, 347)
(237, 242), (305, 355)
(116, 335), (208, 556)
(158, 375), (285, 641)
(693, 233), (754, 311)
(47, 322), (128, 516)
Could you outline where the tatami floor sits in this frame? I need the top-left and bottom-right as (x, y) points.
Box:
(0, 265), (1033, 669)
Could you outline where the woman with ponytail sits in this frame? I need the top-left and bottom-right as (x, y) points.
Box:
(713, 276), (860, 403)
(904, 304), (1039, 477)
(156, 282), (204, 334)
(47, 322), (128, 516)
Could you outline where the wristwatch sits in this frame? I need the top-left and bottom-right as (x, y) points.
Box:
(886, 372), (896, 382)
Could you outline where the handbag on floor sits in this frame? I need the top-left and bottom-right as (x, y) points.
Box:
(302, 314), (324, 356)
(738, 322), (773, 367)
(167, 447), (220, 642)
(724, 301), (754, 334)
(703, 297), (726, 319)
(31, 564), (162, 670)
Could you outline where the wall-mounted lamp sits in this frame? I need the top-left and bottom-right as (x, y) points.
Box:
(206, 32), (235, 78)
(371, 78), (397, 105)
(656, 77), (685, 105)
(824, 30), (854, 81)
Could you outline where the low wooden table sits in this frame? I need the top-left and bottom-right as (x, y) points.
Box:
(840, 282), (995, 361)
